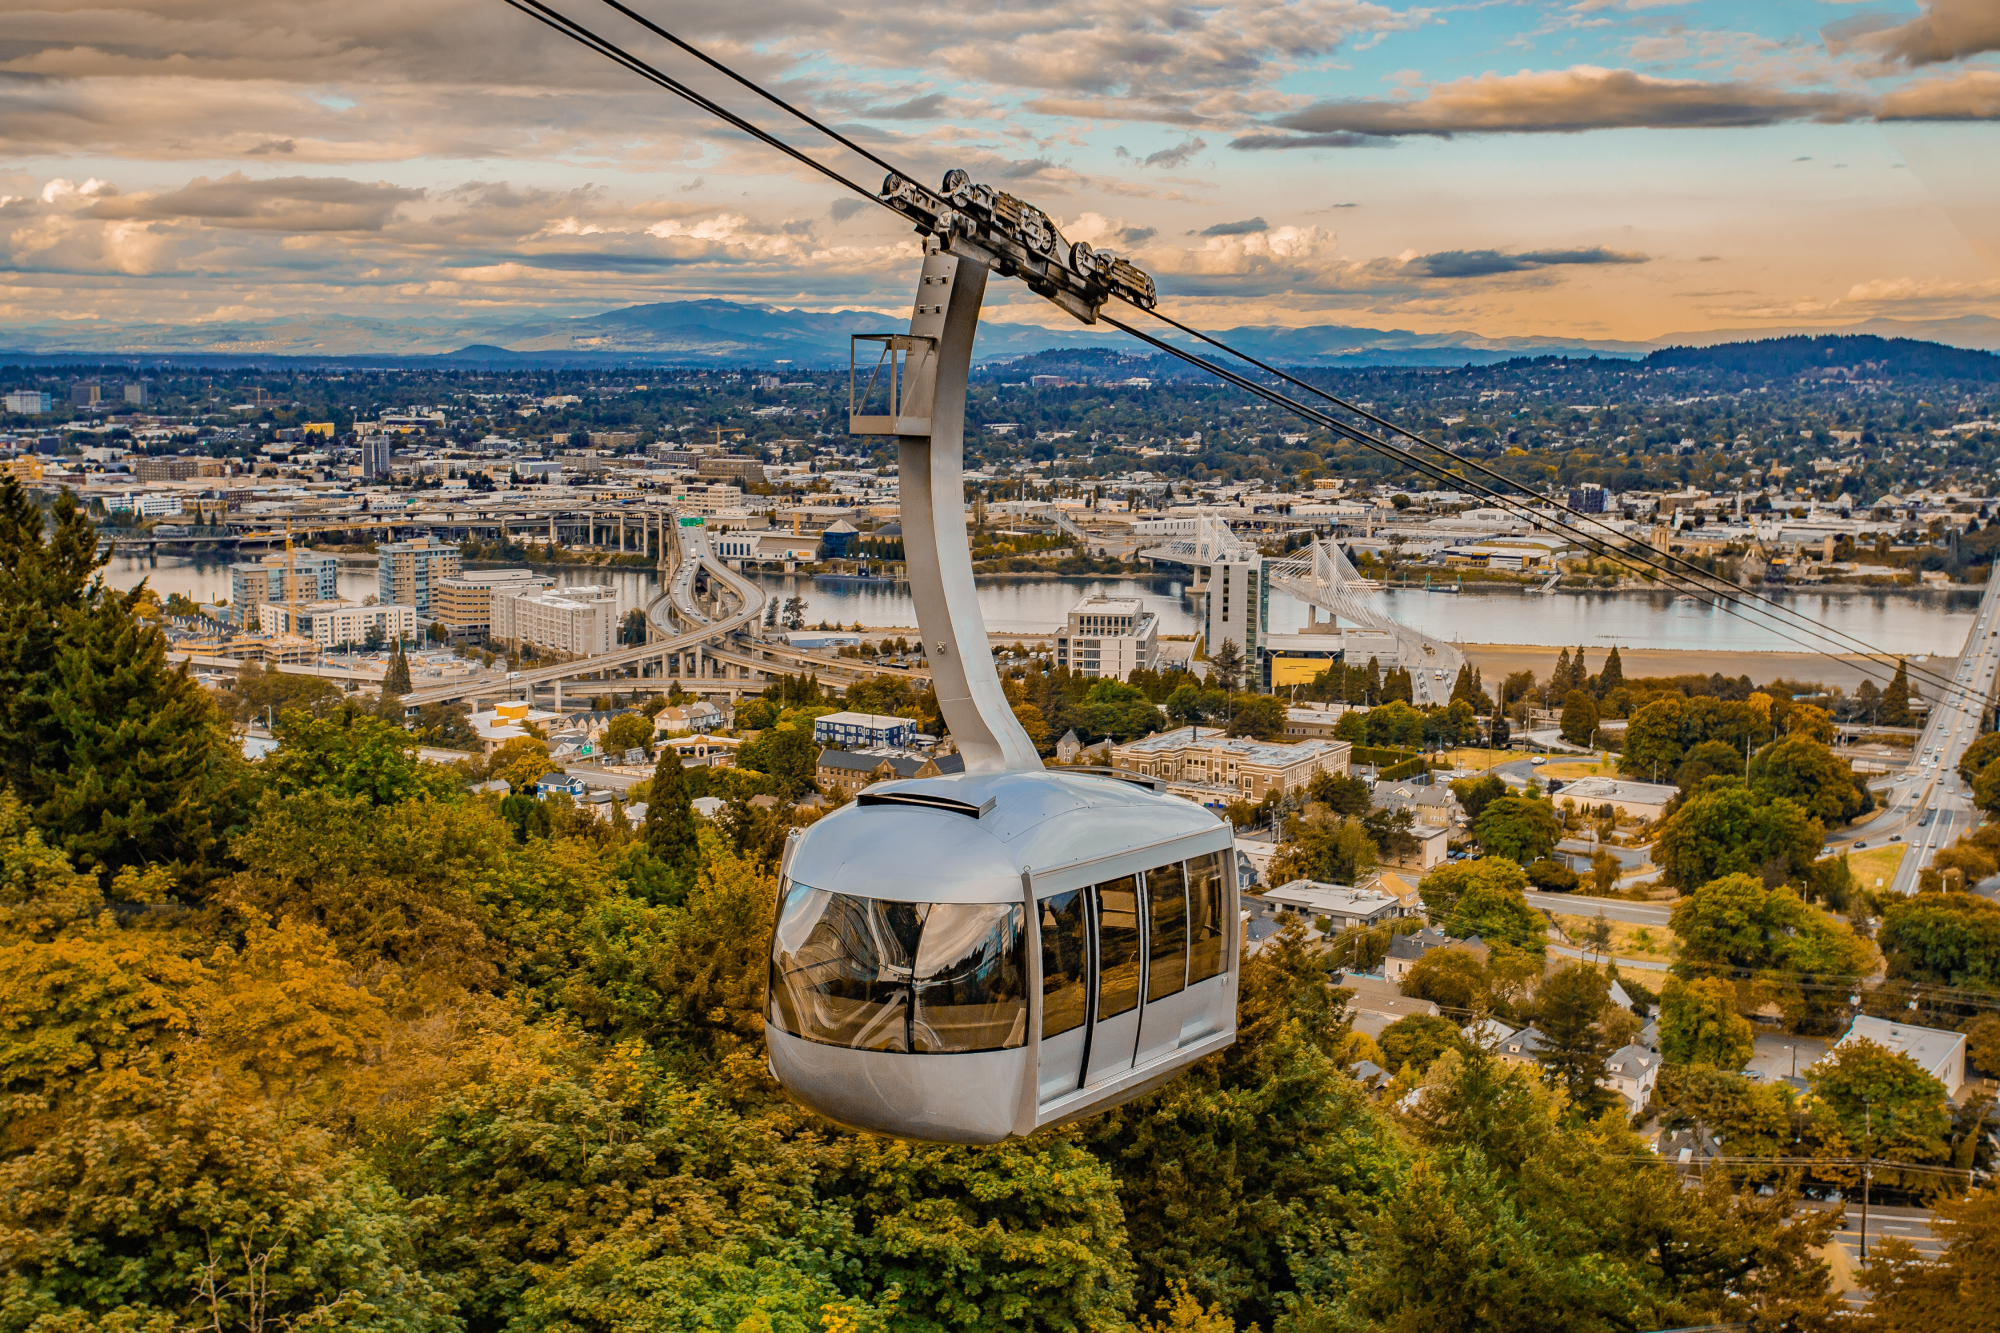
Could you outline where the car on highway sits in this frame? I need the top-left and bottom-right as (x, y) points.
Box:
(1890, 834), (1902, 842)
(1854, 841), (1868, 850)
(1531, 756), (1548, 766)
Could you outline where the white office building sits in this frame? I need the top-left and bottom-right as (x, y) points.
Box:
(1053, 595), (1158, 678)
(5, 390), (53, 414)
(492, 584), (618, 658)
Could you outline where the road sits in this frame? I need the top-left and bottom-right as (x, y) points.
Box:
(399, 523), (768, 707)
(1524, 891), (1672, 926)
(1880, 562), (2000, 894)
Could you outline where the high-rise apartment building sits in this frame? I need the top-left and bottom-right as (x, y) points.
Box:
(70, 383), (100, 408)
(229, 550), (341, 626)
(360, 434), (394, 479)
(376, 538), (460, 616)
(5, 390), (52, 414)
(123, 382), (149, 407)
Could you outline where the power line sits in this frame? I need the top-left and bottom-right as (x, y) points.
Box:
(1127, 303), (1981, 705)
(496, 0), (1990, 708)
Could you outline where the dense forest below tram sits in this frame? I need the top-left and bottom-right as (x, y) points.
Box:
(1, 474), (1993, 1333)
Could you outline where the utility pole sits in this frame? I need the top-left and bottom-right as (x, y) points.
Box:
(1859, 1099), (1872, 1261)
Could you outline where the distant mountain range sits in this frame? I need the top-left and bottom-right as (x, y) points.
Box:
(5, 298), (1998, 370)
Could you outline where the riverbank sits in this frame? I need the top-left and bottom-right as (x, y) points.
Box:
(1458, 644), (1958, 691)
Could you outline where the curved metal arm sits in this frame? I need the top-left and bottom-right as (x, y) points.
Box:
(893, 242), (1043, 774)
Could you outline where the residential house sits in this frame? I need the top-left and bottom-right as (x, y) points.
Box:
(1259, 881), (1409, 932)
(1603, 1044), (1662, 1111)
(535, 772), (587, 798)
(1331, 971), (1442, 1041)
(655, 701), (725, 735)
(1384, 927), (1490, 984)
(815, 748), (967, 799)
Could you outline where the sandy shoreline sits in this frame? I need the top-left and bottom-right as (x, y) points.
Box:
(1457, 644), (1957, 691)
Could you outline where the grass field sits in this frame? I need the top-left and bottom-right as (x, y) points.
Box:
(1443, 748), (1519, 770)
(1845, 843), (1908, 891)
(1552, 913), (1678, 964)
(1536, 751), (1618, 780)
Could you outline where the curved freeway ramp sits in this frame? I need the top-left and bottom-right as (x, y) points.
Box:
(401, 528), (766, 707)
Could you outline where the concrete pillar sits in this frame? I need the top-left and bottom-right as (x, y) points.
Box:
(554, 679), (563, 713)
(549, 516), (557, 546)
(619, 512), (626, 551)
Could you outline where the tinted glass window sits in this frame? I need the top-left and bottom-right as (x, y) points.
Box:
(1145, 862), (1188, 1001)
(1186, 852), (1229, 984)
(1040, 889), (1088, 1039)
(913, 903), (1028, 1052)
(769, 882), (1027, 1053)
(1093, 876), (1142, 1020)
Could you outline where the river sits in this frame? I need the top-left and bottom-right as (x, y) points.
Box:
(109, 555), (1983, 657)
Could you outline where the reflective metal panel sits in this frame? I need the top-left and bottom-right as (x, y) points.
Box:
(1187, 851), (1229, 985)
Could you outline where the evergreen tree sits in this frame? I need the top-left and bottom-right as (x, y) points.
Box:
(1568, 645), (1589, 695)
(1597, 645), (1625, 697)
(1881, 659), (1914, 726)
(1549, 648), (1571, 702)
(382, 637), (412, 700)
(1450, 664), (1478, 708)
(1489, 711), (1511, 749)
(1208, 639), (1244, 693)
(0, 480), (239, 888)
(642, 747), (702, 890)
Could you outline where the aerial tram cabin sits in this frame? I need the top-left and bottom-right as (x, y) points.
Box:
(767, 769), (1238, 1143)
(759, 185), (1235, 1142)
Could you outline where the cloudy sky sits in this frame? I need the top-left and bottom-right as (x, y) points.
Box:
(4, 0), (1997, 340)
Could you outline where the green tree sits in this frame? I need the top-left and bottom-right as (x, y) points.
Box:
(0, 1072), (456, 1333)
(1956, 731), (2000, 786)
(1401, 948), (1488, 1012)
(601, 711), (654, 757)
(1855, 1185), (2000, 1331)
(1653, 781), (1823, 890)
(30, 582), (243, 887)
(1306, 769), (1372, 816)
(1977, 755), (2000, 817)
(1595, 646), (1624, 698)
(1881, 659), (1914, 726)
(1619, 695), (1688, 780)
(1879, 891), (2000, 989)
(1080, 916), (1406, 1325)
(265, 705), (457, 807)
(1658, 974), (1755, 1069)
(1448, 772), (1507, 822)
(1806, 1037), (1951, 1163)
(1379, 1013), (1465, 1076)
(1749, 734), (1867, 824)
(1559, 688), (1599, 747)
(1271, 812), (1377, 886)
(1225, 694), (1284, 740)
(382, 637), (412, 698)
(1670, 872), (1873, 977)
(1208, 638), (1244, 692)
(1420, 857), (1546, 954)
(641, 747), (702, 891)
(1473, 794), (1561, 864)
(1534, 963), (1626, 1113)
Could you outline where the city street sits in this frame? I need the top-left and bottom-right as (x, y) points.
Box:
(1884, 563), (2000, 894)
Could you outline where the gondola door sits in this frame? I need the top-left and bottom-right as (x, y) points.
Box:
(1082, 873), (1145, 1086)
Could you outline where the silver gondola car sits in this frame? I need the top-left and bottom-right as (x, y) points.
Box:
(766, 769), (1238, 1143)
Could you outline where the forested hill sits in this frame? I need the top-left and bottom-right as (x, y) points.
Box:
(1642, 334), (2000, 382)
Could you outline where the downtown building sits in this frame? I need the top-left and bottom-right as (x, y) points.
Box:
(491, 584), (618, 658)
(377, 537), (461, 616)
(229, 550), (341, 627)
(1053, 595), (1158, 679)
